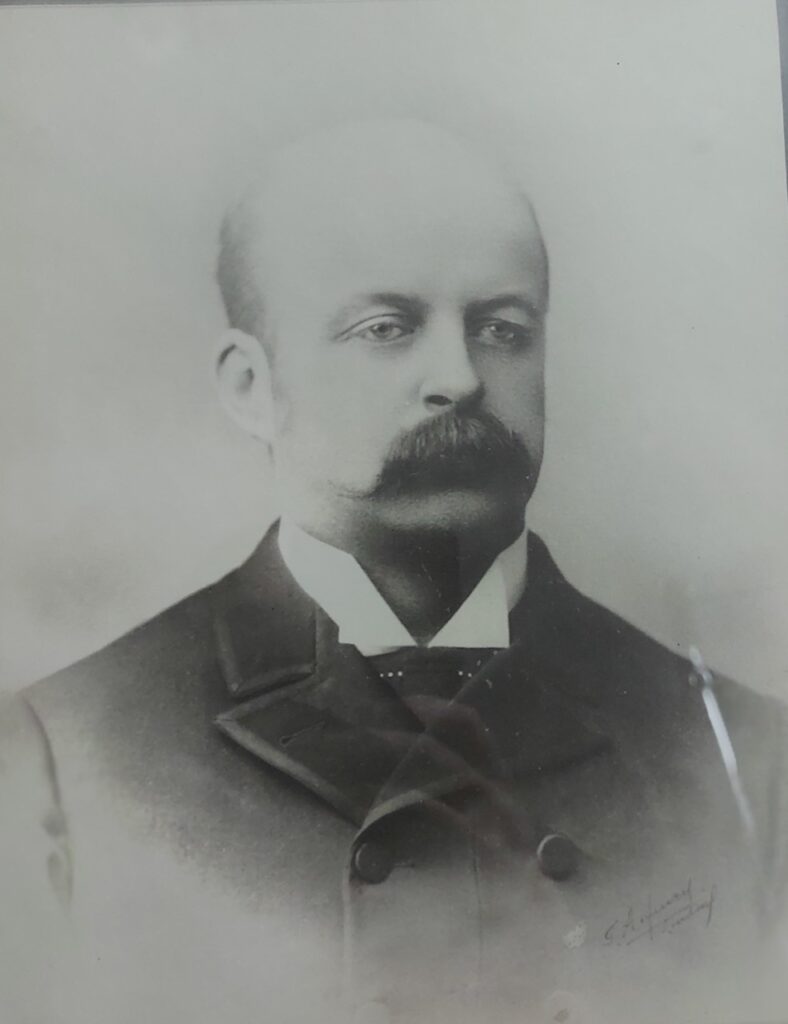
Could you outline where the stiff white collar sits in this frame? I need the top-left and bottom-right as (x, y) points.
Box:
(277, 517), (528, 656)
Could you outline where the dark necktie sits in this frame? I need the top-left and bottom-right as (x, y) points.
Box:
(367, 647), (504, 771)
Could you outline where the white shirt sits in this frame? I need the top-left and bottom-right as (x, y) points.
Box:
(278, 518), (528, 657)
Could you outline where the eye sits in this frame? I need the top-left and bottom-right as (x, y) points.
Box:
(345, 315), (412, 345)
(472, 319), (533, 349)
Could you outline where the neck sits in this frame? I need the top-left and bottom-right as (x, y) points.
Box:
(357, 535), (500, 642)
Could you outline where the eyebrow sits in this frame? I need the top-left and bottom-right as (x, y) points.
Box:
(328, 293), (430, 334)
(465, 294), (544, 321)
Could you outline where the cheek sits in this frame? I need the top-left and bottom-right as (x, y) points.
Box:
(269, 363), (399, 485)
(269, 349), (336, 435)
(482, 357), (545, 435)
(277, 383), (380, 446)
(273, 343), (407, 443)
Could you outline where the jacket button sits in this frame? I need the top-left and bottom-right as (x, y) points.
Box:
(351, 840), (394, 884)
(536, 832), (579, 881)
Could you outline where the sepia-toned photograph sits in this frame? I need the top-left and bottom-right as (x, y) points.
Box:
(1, 2), (788, 1022)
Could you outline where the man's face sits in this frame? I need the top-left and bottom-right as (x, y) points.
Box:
(243, 126), (548, 540)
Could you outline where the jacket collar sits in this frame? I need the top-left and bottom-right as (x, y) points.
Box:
(212, 521), (317, 698)
(213, 523), (613, 827)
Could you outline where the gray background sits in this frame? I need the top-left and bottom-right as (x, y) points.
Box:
(1, 0), (787, 695)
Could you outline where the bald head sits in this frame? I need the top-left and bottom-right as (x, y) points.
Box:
(216, 118), (548, 341)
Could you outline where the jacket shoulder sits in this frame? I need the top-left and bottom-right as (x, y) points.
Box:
(22, 577), (224, 721)
(22, 525), (291, 720)
(531, 534), (788, 801)
(526, 534), (694, 713)
(8, 576), (235, 812)
(555, 542), (788, 776)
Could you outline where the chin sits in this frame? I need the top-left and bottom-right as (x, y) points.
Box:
(373, 489), (527, 541)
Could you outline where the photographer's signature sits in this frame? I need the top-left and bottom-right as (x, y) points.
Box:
(603, 879), (715, 946)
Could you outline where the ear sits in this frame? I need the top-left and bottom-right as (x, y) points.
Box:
(215, 329), (275, 442)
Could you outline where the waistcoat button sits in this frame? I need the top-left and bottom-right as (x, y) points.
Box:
(536, 832), (579, 881)
(351, 839), (394, 884)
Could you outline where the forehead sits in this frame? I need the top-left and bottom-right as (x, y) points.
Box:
(247, 124), (548, 319)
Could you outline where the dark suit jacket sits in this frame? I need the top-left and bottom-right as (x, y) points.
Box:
(2, 527), (787, 1024)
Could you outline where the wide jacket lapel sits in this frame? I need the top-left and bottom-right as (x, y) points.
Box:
(214, 525), (422, 824)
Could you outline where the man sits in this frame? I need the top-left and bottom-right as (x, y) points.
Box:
(2, 119), (787, 1024)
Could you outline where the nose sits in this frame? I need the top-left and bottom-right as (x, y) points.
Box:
(419, 317), (483, 410)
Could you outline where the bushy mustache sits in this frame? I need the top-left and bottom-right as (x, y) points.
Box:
(371, 408), (532, 498)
